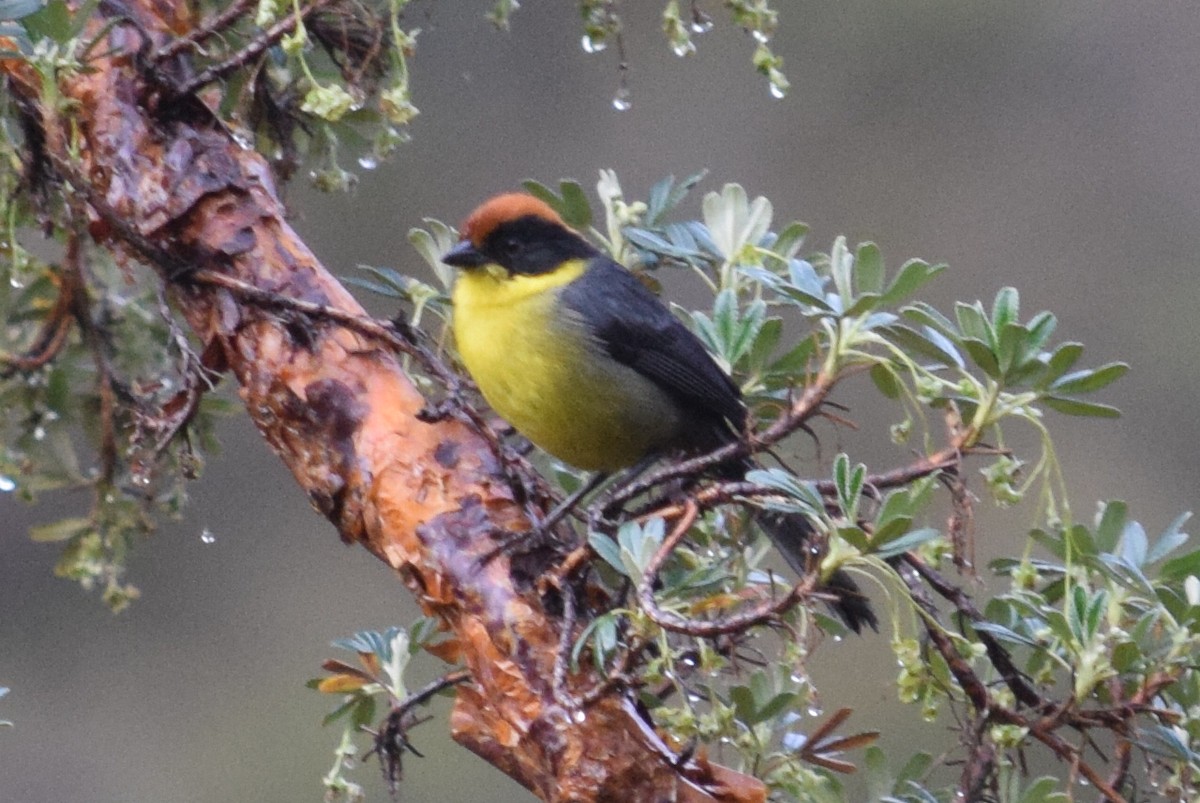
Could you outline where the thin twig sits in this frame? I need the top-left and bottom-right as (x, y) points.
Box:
(153, 0), (258, 62)
(0, 267), (77, 377)
(172, 0), (340, 97)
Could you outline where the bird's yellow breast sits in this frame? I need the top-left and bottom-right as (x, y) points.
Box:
(451, 260), (680, 471)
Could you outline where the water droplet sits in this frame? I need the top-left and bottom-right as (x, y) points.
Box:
(572, 709), (586, 723)
(832, 635), (843, 643)
(690, 13), (713, 33)
(0, 475), (14, 492)
(789, 672), (806, 685)
(9, 275), (24, 288)
(751, 29), (770, 44)
(611, 87), (632, 111)
(581, 34), (606, 54)
(672, 40), (696, 57)
(357, 154), (378, 170)
(200, 528), (216, 544)
(686, 693), (702, 703)
(782, 731), (806, 751)
(32, 426), (45, 441)
(806, 704), (823, 717)
(769, 82), (787, 100)
(130, 462), (152, 487)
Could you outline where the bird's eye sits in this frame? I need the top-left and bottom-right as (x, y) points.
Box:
(502, 238), (521, 256)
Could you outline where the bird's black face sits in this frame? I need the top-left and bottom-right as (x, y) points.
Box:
(442, 215), (598, 276)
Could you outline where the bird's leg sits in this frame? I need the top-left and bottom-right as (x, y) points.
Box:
(535, 470), (610, 534)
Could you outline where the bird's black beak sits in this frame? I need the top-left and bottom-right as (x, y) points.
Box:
(442, 240), (488, 269)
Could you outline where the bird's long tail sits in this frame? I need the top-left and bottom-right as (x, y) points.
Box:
(756, 510), (878, 633)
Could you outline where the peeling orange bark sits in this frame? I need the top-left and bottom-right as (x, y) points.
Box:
(2, 5), (765, 801)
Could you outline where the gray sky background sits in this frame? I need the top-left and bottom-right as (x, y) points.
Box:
(3, 1), (1199, 801)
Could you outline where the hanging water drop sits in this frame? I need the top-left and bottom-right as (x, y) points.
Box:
(672, 40), (696, 57)
(581, 34), (606, 54)
(769, 82), (787, 100)
(200, 528), (216, 544)
(572, 709), (586, 723)
(0, 475), (14, 492)
(806, 704), (823, 717)
(751, 29), (770, 44)
(611, 86), (632, 111)
(357, 154), (378, 170)
(690, 13), (713, 33)
(32, 425), (45, 441)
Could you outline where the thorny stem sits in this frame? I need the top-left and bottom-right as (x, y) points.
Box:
(153, 0), (258, 62)
(0, 261), (76, 376)
(65, 231), (119, 485)
(171, 0), (340, 97)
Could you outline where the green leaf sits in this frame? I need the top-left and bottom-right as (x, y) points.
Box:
(1118, 520), (1148, 567)
(1018, 777), (1068, 803)
(1024, 311), (1057, 352)
(872, 527), (940, 559)
(29, 516), (91, 542)
(869, 363), (901, 399)
(854, 242), (884, 295)
(961, 338), (1000, 378)
(1147, 511), (1191, 564)
(901, 302), (959, 339)
(1094, 500), (1128, 553)
(767, 336), (816, 377)
(745, 468), (823, 514)
(880, 324), (963, 369)
(1049, 362), (1129, 395)
(1136, 724), (1200, 762)
(703, 183), (772, 262)
(766, 221), (809, 265)
(881, 260), (945, 306)
(954, 301), (994, 347)
(521, 179), (561, 209)
(743, 315), (782, 372)
(833, 454), (864, 520)
(836, 525), (870, 551)
(1038, 342), (1084, 387)
(972, 621), (1042, 650)
(588, 531), (624, 575)
(0, 0), (43, 20)
(1041, 396), (1121, 418)
(645, 170), (707, 225)
(991, 286), (1019, 330)
(995, 322), (1027, 377)
(1159, 547), (1200, 583)
(20, 0), (68, 42)
(1065, 523), (1098, 557)
(557, 181), (593, 228)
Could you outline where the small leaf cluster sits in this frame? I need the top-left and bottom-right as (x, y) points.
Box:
(311, 620), (447, 798)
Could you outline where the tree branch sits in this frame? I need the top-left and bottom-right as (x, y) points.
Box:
(0, 6), (767, 801)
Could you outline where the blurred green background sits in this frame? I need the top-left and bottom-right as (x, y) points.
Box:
(3, 1), (1198, 800)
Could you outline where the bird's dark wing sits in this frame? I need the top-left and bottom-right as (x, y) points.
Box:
(559, 258), (747, 441)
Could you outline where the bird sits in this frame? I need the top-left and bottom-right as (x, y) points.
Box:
(442, 192), (876, 633)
